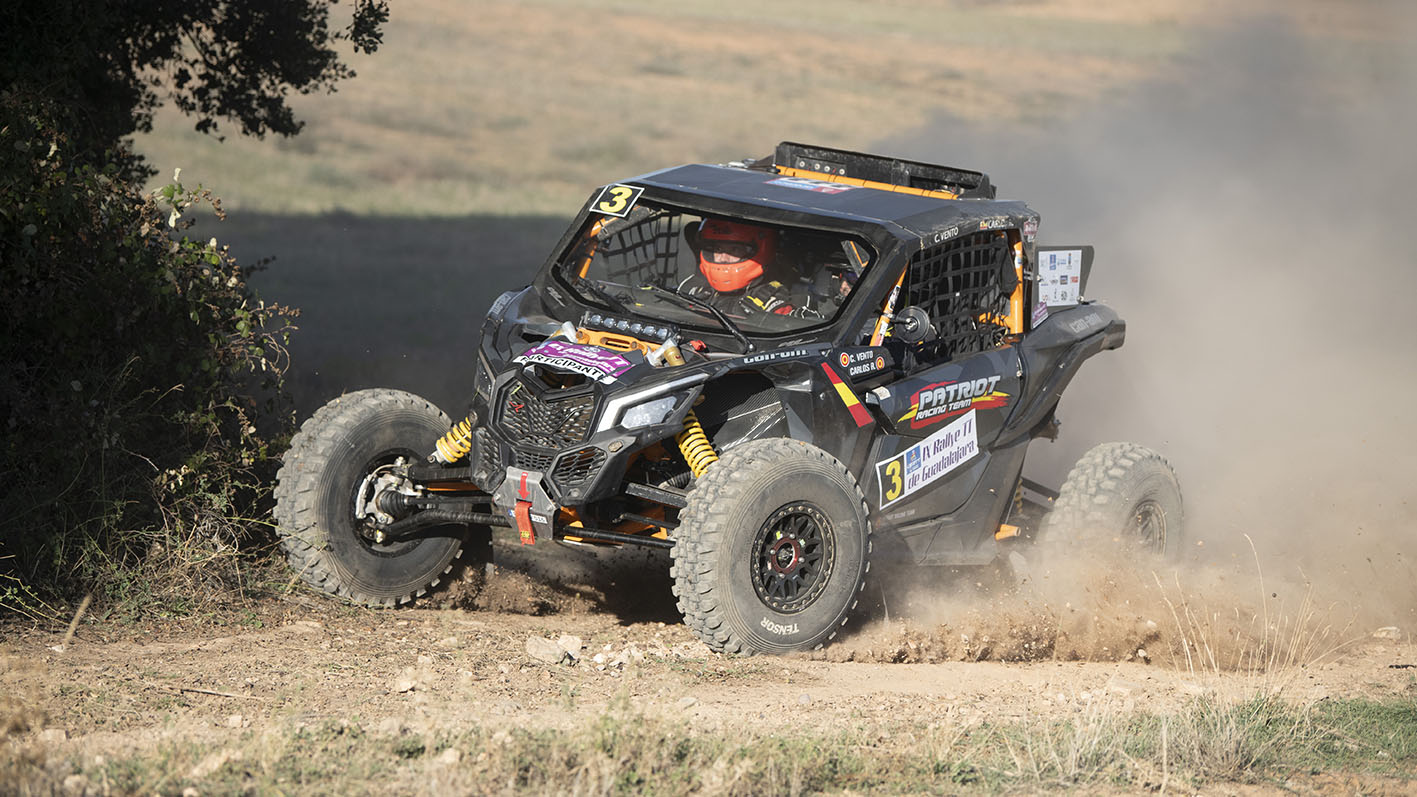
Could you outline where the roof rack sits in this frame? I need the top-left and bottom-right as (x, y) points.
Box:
(771, 142), (995, 200)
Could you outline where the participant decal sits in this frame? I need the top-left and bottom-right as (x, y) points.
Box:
(896, 376), (1009, 430)
(515, 340), (632, 384)
(877, 411), (980, 508)
(819, 363), (873, 428)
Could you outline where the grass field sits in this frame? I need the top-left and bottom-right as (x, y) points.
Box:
(10, 692), (1416, 794)
(133, 0), (1209, 217)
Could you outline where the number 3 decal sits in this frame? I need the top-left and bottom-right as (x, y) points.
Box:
(883, 459), (903, 502)
(592, 183), (644, 217)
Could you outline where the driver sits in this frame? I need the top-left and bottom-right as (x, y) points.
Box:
(679, 218), (822, 318)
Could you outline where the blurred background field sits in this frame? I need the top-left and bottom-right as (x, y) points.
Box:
(133, 0), (1396, 217)
(135, 0), (1218, 217)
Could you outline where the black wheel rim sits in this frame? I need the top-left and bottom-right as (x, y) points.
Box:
(751, 502), (836, 614)
(1129, 499), (1168, 553)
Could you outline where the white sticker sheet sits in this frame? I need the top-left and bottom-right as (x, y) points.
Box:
(875, 410), (980, 509)
(1039, 249), (1084, 306)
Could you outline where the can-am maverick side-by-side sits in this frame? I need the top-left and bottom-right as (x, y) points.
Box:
(274, 142), (1182, 655)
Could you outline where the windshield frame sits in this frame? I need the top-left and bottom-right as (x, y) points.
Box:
(546, 193), (884, 341)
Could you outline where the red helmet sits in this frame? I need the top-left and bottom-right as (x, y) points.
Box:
(697, 219), (776, 292)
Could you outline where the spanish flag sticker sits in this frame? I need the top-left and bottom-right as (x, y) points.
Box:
(820, 363), (873, 427)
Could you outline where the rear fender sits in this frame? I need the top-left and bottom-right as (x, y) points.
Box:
(998, 304), (1125, 447)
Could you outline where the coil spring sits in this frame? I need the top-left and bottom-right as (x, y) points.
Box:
(433, 417), (475, 464)
(675, 408), (718, 478)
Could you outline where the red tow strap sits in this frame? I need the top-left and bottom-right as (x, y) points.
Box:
(515, 501), (535, 545)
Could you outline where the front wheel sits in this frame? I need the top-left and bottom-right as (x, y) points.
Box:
(671, 439), (871, 655)
(1043, 442), (1184, 559)
(273, 389), (470, 607)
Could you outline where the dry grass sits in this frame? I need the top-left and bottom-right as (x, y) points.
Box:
(6, 693), (1411, 795)
(132, 0), (1207, 217)
(1152, 536), (1355, 679)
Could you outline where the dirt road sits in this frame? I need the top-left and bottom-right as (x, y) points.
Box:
(5, 538), (1415, 793)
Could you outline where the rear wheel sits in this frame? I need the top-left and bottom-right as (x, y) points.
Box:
(1043, 442), (1184, 559)
(671, 439), (871, 654)
(273, 389), (471, 606)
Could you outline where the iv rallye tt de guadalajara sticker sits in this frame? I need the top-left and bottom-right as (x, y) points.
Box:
(877, 410), (980, 508)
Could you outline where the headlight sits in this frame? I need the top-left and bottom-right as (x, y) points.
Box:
(619, 395), (679, 429)
(594, 373), (708, 434)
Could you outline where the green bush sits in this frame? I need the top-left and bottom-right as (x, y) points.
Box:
(0, 92), (296, 619)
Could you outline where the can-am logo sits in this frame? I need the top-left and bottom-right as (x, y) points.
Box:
(899, 376), (1009, 429)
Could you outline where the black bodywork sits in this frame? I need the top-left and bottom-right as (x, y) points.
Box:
(450, 143), (1124, 565)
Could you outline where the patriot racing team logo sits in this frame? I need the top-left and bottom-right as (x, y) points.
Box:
(897, 376), (1009, 430)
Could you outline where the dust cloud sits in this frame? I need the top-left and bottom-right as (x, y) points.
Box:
(865, 8), (1417, 655)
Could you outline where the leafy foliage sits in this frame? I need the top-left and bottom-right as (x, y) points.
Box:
(0, 0), (388, 178)
(0, 94), (296, 615)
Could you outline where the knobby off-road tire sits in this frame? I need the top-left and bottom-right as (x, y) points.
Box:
(670, 439), (871, 655)
(273, 389), (468, 607)
(1043, 442), (1184, 559)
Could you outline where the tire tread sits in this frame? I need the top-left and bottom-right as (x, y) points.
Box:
(273, 389), (464, 607)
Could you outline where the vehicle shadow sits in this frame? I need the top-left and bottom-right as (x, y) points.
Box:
(437, 534), (682, 627)
(196, 211), (572, 419)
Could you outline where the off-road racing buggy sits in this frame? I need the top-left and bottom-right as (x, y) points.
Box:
(274, 142), (1183, 655)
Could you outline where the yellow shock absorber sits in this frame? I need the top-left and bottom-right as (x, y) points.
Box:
(433, 416), (475, 464)
(676, 408), (718, 478)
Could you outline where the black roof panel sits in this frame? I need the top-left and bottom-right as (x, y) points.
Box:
(628, 164), (1034, 244)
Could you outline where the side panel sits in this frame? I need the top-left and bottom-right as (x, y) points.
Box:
(863, 346), (1021, 520)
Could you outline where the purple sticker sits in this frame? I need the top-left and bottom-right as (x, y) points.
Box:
(516, 340), (632, 383)
(1031, 301), (1050, 327)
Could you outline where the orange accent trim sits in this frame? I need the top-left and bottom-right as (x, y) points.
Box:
(871, 269), (908, 346)
(777, 166), (959, 200)
(1007, 240), (1025, 334)
(577, 219), (608, 278)
(577, 328), (657, 356)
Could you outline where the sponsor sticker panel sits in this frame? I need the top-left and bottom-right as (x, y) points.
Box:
(1040, 249), (1084, 306)
(766, 176), (858, 194)
(876, 410), (980, 508)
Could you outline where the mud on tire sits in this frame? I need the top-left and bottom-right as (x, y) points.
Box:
(273, 389), (468, 607)
(1043, 442), (1184, 559)
(670, 439), (871, 655)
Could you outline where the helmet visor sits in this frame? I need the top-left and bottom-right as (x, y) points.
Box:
(701, 240), (757, 264)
